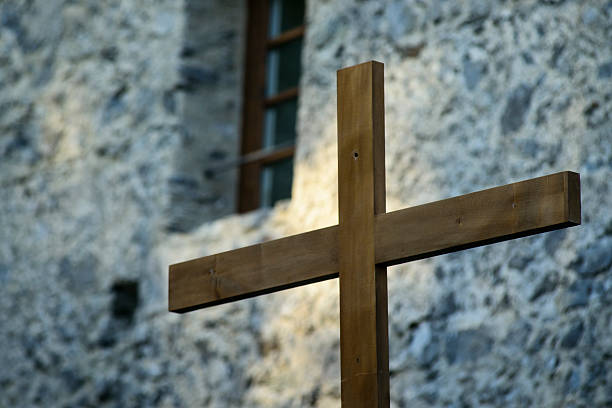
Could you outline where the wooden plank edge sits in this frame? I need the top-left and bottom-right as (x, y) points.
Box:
(169, 271), (337, 313)
(375, 171), (581, 267)
(564, 171), (581, 225)
(168, 226), (339, 313)
(376, 221), (579, 268)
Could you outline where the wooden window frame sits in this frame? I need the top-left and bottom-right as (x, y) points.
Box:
(238, 0), (305, 213)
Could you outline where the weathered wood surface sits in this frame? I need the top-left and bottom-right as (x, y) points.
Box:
(376, 170), (581, 266)
(336, 61), (389, 407)
(169, 171), (580, 312)
(169, 226), (338, 313)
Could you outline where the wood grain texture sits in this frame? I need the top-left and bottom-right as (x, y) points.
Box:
(169, 226), (337, 313)
(169, 171), (580, 312)
(336, 61), (389, 407)
(565, 171), (581, 225)
(375, 171), (581, 266)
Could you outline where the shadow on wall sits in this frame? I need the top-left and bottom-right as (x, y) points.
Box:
(167, 0), (245, 232)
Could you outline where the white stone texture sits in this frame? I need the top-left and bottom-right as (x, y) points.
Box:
(1, 0), (611, 407)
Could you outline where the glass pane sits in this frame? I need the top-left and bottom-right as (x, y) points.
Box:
(263, 98), (297, 148)
(268, 0), (282, 38)
(280, 0), (305, 32)
(268, 0), (305, 38)
(266, 38), (302, 96)
(261, 158), (293, 207)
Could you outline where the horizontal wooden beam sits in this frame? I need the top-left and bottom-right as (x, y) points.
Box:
(375, 171), (580, 266)
(169, 171), (580, 312)
(169, 226), (338, 313)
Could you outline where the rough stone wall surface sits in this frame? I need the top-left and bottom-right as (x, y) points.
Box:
(0, 0), (188, 406)
(1, 0), (611, 408)
(167, 0), (612, 407)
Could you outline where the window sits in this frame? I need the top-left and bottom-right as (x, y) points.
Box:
(239, 0), (305, 212)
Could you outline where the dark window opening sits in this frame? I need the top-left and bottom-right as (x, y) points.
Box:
(111, 280), (139, 321)
(239, 0), (305, 212)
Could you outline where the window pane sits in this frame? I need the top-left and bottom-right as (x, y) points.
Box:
(280, 0), (305, 32)
(268, 0), (282, 38)
(263, 98), (297, 148)
(268, 0), (305, 38)
(265, 38), (302, 96)
(261, 158), (293, 207)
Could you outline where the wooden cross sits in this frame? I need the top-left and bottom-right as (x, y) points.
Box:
(169, 61), (581, 407)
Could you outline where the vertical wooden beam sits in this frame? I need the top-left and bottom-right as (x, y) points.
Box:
(337, 61), (389, 407)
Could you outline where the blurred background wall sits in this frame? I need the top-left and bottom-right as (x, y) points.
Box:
(1, 0), (611, 407)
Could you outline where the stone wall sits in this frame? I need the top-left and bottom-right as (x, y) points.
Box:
(1, 0), (611, 407)
(165, 0), (612, 406)
(0, 0), (187, 406)
(168, 0), (245, 232)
